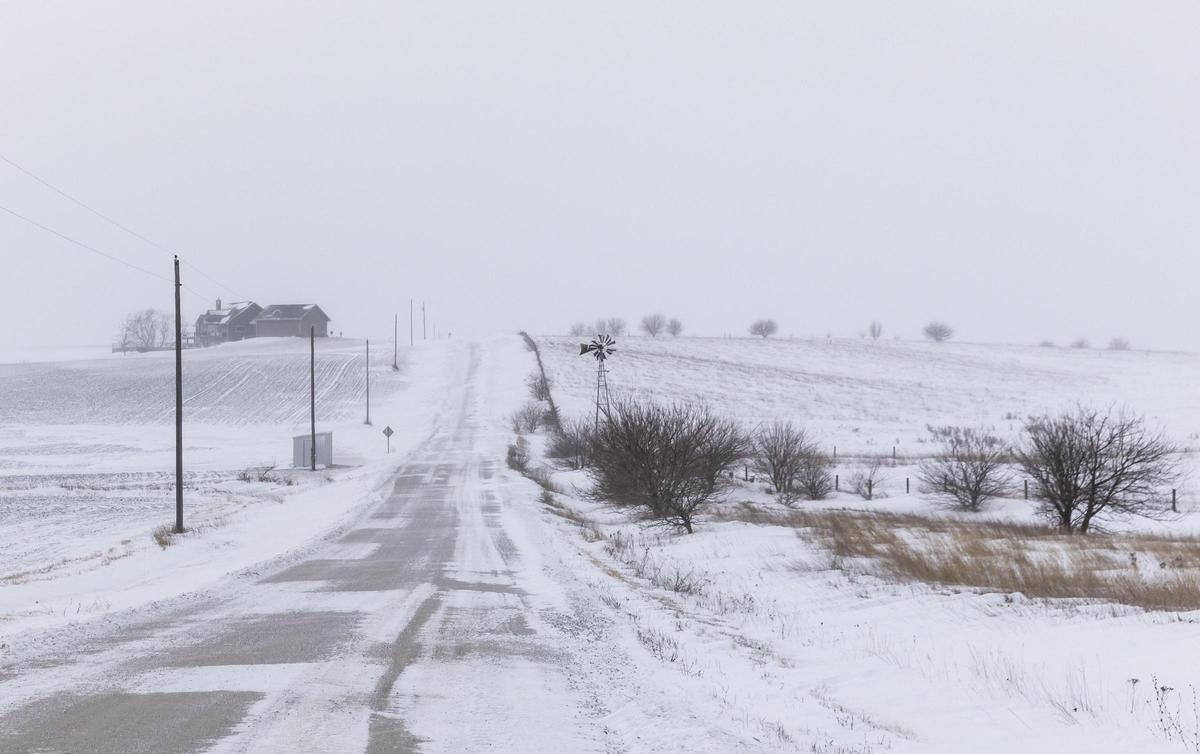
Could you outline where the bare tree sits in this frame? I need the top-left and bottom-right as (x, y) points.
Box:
(1070, 337), (1090, 349)
(794, 450), (835, 501)
(1038, 340), (1056, 348)
(526, 372), (553, 402)
(918, 426), (1011, 511)
(120, 309), (171, 350)
(1017, 406), (1180, 533)
(510, 402), (545, 433)
(604, 317), (627, 337)
(115, 315), (136, 354)
(666, 318), (684, 337)
(868, 321), (883, 340)
(1108, 337), (1131, 351)
(568, 322), (589, 337)
(752, 421), (813, 500)
(547, 418), (594, 470)
(640, 313), (667, 337)
(589, 399), (745, 533)
(848, 459), (886, 500)
(922, 322), (953, 342)
(749, 319), (778, 339)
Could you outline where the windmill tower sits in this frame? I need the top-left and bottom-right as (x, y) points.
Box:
(579, 334), (616, 431)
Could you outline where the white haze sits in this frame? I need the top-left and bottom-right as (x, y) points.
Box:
(1, 1), (1197, 350)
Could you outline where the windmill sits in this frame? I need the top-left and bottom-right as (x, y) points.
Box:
(579, 334), (616, 430)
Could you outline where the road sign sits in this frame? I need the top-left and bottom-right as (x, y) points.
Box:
(382, 425), (394, 453)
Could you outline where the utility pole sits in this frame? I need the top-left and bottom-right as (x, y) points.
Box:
(422, 301), (427, 341)
(310, 325), (316, 471)
(173, 256), (184, 534)
(365, 338), (371, 425)
(392, 314), (399, 371)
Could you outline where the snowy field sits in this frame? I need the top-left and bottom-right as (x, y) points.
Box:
(0, 337), (454, 640)
(525, 334), (1200, 752)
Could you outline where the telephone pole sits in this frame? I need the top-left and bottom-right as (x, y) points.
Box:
(365, 338), (371, 425)
(310, 325), (316, 471)
(173, 256), (184, 534)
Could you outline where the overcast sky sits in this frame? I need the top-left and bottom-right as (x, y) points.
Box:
(2, 2), (1197, 350)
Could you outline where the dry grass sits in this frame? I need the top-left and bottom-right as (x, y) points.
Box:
(720, 504), (1200, 612)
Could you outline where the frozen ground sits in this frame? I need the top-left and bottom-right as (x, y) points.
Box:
(0, 336), (446, 639)
(525, 334), (1200, 751)
(4, 332), (1200, 751)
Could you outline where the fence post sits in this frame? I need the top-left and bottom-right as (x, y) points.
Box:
(868, 479), (873, 501)
(1024, 479), (1028, 500)
(893, 446), (897, 460)
(833, 445), (837, 460)
(1173, 488), (1177, 513)
(835, 474), (839, 492)
(906, 477), (910, 494)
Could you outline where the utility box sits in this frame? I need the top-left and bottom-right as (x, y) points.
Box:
(293, 432), (333, 468)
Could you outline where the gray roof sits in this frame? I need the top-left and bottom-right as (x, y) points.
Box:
(255, 304), (330, 322)
(197, 301), (258, 325)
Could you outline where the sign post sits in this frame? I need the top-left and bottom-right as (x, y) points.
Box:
(382, 425), (394, 454)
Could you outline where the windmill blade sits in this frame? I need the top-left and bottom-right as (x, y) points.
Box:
(580, 343), (593, 355)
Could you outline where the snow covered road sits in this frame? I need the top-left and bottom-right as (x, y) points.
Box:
(0, 338), (757, 753)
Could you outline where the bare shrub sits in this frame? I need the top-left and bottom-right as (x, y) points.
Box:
(589, 399), (746, 533)
(546, 418), (593, 470)
(1038, 339), (1056, 348)
(640, 313), (667, 337)
(506, 436), (530, 471)
(868, 321), (883, 340)
(1108, 337), (1131, 351)
(1017, 406), (1180, 533)
(525, 372), (553, 401)
(922, 321), (953, 342)
(749, 319), (778, 338)
(152, 524), (179, 549)
(511, 402), (544, 433)
(1070, 337), (1090, 349)
(918, 426), (1012, 511)
(848, 459), (886, 500)
(568, 322), (589, 337)
(752, 422), (808, 496)
(795, 451), (835, 500)
(666, 318), (683, 337)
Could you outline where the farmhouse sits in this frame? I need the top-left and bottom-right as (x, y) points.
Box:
(194, 300), (262, 346)
(252, 304), (332, 338)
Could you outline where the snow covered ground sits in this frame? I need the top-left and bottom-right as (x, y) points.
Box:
(0, 336), (452, 641)
(525, 334), (1200, 751)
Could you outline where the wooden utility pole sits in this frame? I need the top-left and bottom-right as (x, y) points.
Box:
(310, 325), (316, 471)
(365, 338), (371, 425)
(173, 256), (184, 534)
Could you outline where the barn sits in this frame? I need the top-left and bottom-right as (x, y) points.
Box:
(194, 300), (263, 346)
(251, 304), (332, 338)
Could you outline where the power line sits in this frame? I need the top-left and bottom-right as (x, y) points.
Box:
(0, 201), (209, 303)
(0, 153), (249, 302)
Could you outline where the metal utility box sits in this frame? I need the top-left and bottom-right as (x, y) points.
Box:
(293, 432), (333, 468)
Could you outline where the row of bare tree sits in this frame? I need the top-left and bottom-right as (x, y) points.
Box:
(537, 397), (1178, 535)
(918, 408), (1177, 533)
(115, 309), (176, 351)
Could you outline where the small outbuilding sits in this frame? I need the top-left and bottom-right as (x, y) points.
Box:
(293, 432), (333, 468)
(253, 304), (332, 338)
